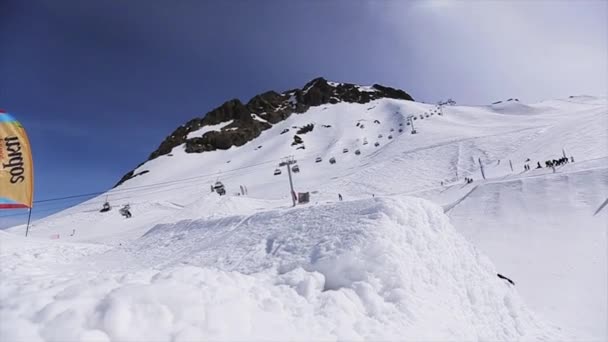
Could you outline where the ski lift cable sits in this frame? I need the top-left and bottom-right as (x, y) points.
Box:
(3, 157), (283, 215)
(1, 148), (319, 216)
(0, 179), (227, 219)
(32, 143), (337, 205)
(26, 156), (287, 205)
(0, 143), (365, 219)
(11, 180), (207, 214)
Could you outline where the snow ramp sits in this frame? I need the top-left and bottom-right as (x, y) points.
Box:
(77, 196), (562, 341)
(1, 197), (563, 341)
(446, 165), (608, 340)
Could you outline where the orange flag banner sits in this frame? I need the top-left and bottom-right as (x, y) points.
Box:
(0, 110), (34, 209)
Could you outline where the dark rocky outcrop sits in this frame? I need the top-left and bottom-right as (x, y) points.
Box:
(114, 166), (148, 187)
(296, 123), (314, 134)
(115, 77), (413, 187)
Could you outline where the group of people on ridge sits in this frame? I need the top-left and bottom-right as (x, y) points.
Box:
(524, 155), (573, 171)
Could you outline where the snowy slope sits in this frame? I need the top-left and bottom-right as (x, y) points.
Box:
(445, 164), (608, 339)
(2, 92), (607, 341)
(19, 94), (607, 240)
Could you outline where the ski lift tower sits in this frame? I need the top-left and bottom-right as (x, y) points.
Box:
(279, 156), (298, 207)
(408, 115), (417, 134)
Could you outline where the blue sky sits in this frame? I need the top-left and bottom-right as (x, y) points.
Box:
(1, 0), (606, 225)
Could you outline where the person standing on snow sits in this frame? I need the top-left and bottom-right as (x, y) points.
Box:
(338, 194), (343, 201)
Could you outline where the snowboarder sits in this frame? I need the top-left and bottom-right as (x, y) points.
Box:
(338, 194), (343, 201)
(536, 161), (542, 169)
(570, 156), (574, 163)
(497, 273), (515, 286)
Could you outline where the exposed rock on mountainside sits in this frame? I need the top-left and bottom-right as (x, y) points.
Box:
(115, 77), (413, 186)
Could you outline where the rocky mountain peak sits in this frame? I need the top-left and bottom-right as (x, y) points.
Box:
(115, 78), (413, 186)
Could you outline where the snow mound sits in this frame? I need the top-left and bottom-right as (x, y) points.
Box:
(0, 197), (560, 341)
(565, 95), (607, 105)
(489, 100), (540, 115)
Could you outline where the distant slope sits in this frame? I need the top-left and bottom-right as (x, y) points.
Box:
(13, 96), (607, 242)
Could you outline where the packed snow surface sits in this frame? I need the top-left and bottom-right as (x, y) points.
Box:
(1, 198), (563, 341)
(2, 94), (606, 341)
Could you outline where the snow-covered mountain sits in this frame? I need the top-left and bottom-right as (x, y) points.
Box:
(2, 79), (606, 341)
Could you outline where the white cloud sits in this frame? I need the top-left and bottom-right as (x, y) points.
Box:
(371, 0), (607, 104)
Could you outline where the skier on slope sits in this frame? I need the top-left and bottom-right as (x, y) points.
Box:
(119, 204), (132, 218)
(338, 194), (343, 201)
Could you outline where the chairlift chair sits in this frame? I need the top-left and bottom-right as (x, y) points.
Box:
(292, 165), (300, 173)
(213, 181), (226, 196)
(315, 157), (322, 163)
(329, 157), (336, 164)
(355, 149), (361, 155)
(274, 168), (282, 176)
(100, 202), (111, 213)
